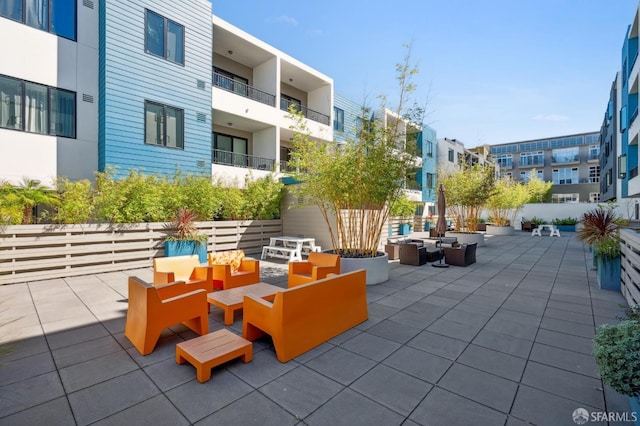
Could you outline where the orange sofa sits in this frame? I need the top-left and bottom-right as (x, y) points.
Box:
(242, 269), (367, 362)
(208, 250), (260, 290)
(288, 252), (341, 287)
(125, 276), (208, 355)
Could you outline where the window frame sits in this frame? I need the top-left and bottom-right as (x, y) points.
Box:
(213, 131), (249, 166)
(552, 167), (579, 185)
(144, 100), (184, 149)
(0, 0), (77, 41)
(589, 165), (600, 183)
(144, 9), (185, 66)
(447, 148), (454, 162)
(333, 107), (344, 132)
(0, 74), (76, 138)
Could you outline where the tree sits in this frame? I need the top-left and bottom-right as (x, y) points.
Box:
(524, 170), (552, 203)
(486, 176), (529, 226)
(14, 178), (60, 224)
(288, 44), (422, 257)
(440, 163), (494, 232)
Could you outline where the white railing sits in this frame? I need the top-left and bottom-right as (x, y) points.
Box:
(620, 228), (640, 306)
(0, 220), (282, 285)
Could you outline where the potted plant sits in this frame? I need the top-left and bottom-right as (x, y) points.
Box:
(576, 206), (624, 291)
(551, 217), (579, 232)
(593, 319), (640, 424)
(287, 46), (421, 284)
(390, 193), (417, 235)
(164, 208), (208, 263)
(440, 163), (494, 246)
(484, 176), (531, 236)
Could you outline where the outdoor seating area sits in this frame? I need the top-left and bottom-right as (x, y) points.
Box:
(0, 233), (633, 425)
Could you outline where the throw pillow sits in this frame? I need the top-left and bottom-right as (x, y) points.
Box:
(209, 250), (245, 273)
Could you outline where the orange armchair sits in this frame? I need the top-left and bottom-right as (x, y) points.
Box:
(208, 251), (260, 290)
(288, 252), (341, 287)
(125, 276), (208, 356)
(153, 255), (213, 293)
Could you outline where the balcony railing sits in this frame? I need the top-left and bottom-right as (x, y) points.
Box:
(212, 72), (276, 107)
(212, 149), (275, 170)
(551, 155), (579, 164)
(631, 108), (639, 126)
(280, 99), (330, 126)
(631, 166), (639, 179)
(519, 158), (544, 167)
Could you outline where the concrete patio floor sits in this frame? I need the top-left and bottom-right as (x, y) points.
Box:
(0, 232), (634, 425)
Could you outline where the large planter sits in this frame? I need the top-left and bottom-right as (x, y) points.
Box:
(629, 396), (640, 426)
(399, 223), (412, 235)
(555, 224), (576, 232)
(476, 223), (487, 232)
(164, 240), (207, 263)
(340, 252), (389, 285)
(445, 231), (485, 247)
(597, 257), (621, 291)
(486, 225), (514, 236)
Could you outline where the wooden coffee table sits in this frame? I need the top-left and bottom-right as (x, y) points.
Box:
(207, 282), (283, 325)
(176, 329), (252, 383)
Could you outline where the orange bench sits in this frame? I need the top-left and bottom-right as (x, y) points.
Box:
(176, 329), (252, 383)
(242, 269), (367, 362)
(288, 252), (341, 287)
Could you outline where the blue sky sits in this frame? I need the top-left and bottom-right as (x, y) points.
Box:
(211, 1), (638, 147)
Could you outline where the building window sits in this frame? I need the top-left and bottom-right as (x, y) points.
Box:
(457, 152), (463, 165)
(500, 171), (512, 178)
(522, 169), (544, 181)
(551, 147), (579, 164)
(333, 107), (344, 132)
(448, 148), (454, 162)
(213, 132), (248, 166)
(145, 10), (184, 65)
(144, 101), (183, 148)
(589, 192), (600, 203)
(0, 74), (76, 138)
(0, 0), (76, 40)
(589, 165), (600, 183)
(426, 173), (434, 189)
(589, 145), (600, 160)
(495, 154), (512, 168)
(425, 141), (433, 157)
(552, 193), (579, 203)
(552, 167), (578, 184)
(519, 151), (544, 167)
(281, 94), (301, 113)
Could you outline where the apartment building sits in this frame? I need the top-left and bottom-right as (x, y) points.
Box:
(616, 5), (640, 200)
(490, 132), (601, 203)
(599, 74), (620, 202)
(0, 0), (333, 186)
(333, 93), (438, 211)
(437, 137), (492, 174)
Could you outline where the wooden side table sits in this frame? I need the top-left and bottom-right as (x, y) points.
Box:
(176, 329), (252, 383)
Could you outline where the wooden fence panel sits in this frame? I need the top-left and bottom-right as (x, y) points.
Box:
(0, 220), (282, 285)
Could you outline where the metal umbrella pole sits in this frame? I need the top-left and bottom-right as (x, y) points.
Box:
(433, 184), (449, 268)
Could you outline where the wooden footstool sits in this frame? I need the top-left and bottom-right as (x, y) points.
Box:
(176, 329), (252, 383)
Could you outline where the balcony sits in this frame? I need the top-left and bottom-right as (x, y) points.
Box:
(213, 72), (276, 107)
(212, 149), (275, 170)
(280, 99), (330, 126)
(518, 158), (544, 168)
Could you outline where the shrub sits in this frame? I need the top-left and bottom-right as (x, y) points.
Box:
(551, 217), (578, 226)
(55, 178), (93, 224)
(165, 208), (206, 242)
(530, 216), (547, 226)
(390, 193), (417, 220)
(243, 175), (284, 220)
(593, 320), (640, 397)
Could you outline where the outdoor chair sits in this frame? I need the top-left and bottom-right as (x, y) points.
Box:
(385, 237), (424, 260)
(443, 242), (477, 267)
(521, 221), (536, 232)
(208, 250), (260, 290)
(288, 252), (341, 287)
(153, 255), (213, 293)
(125, 276), (208, 355)
(399, 243), (428, 266)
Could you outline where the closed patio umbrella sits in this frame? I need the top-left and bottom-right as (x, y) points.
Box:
(433, 184), (449, 268)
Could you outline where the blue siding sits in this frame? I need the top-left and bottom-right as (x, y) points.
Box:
(421, 125), (437, 203)
(621, 26), (632, 197)
(334, 93), (366, 143)
(99, 0), (212, 178)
